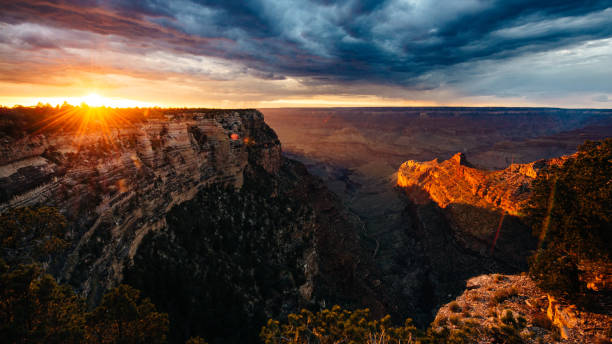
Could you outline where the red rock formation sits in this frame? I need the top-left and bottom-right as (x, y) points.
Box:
(397, 152), (566, 215)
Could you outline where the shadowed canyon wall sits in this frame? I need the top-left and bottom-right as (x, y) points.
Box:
(0, 109), (385, 342)
(262, 107), (612, 321)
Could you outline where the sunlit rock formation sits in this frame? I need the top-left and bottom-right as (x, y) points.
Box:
(395, 152), (570, 267)
(397, 152), (566, 215)
(432, 274), (611, 343)
(396, 154), (544, 274)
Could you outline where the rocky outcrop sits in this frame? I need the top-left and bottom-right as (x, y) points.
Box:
(547, 295), (579, 339)
(1, 110), (280, 298)
(0, 108), (385, 343)
(432, 274), (611, 343)
(396, 153), (543, 274)
(389, 153), (549, 319)
(397, 152), (565, 215)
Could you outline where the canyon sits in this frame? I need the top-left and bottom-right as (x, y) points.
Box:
(1, 106), (611, 343)
(263, 107), (612, 319)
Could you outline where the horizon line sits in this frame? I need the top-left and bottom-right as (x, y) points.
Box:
(3, 103), (612, 111)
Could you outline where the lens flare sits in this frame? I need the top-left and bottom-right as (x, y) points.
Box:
(538, 178), (557, 248)
(490, 212), (506, 254)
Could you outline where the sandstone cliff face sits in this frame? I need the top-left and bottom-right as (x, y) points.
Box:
(1, 110), (280, 299)
(397, 152), (565, 216)
(395, 153), (569, 271)
(388, 153), (547, 316)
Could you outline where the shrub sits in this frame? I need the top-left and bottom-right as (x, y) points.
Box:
(85, 284), (169, 344)
(260, 305), (420, 344)
(449, 315), (461, 326)
(449, 301), (462, 313)
(185, 337), (208, 344)
(0, 206), (68, 264)
(528, 247), (580, 295)
(490, 287), (518, 305)
(434, 316), (448, 327)
(0, 262), (85, 343)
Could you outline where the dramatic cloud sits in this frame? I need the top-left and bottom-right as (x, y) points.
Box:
(1, 0), (611, 107)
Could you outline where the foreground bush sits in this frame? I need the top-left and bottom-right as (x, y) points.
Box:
(260, 305), (420, 344)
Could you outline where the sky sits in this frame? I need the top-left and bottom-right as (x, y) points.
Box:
(1, 0), (611, 108)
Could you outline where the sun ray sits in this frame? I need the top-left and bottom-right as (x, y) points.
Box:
(26, 98), (149, 154)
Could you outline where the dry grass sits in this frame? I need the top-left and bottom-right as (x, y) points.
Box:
(490, 287), (518, 305)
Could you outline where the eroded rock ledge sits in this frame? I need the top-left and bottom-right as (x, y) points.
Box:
(433, 274), (611, 343)
(397, 152), (566, 215)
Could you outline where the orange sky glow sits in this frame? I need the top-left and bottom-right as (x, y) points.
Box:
(1, 2), (611, 109)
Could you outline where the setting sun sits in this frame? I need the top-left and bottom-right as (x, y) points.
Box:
(81, 93), (105, 107)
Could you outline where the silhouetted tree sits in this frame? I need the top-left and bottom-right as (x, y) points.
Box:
(85, 284), (169, 344)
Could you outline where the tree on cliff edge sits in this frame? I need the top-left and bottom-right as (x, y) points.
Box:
(0, 206), (68, 265)
(524, 138), (611, 296)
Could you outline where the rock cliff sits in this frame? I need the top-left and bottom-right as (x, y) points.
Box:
(1, 110), (280, 296)
(0, 108), (382, 343)
(397, 152), (566, 216)
(395, 153), (568, 269)
(388, 153), (550, 317)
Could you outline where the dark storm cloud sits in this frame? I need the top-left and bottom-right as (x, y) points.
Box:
(1, 0), (611, 88)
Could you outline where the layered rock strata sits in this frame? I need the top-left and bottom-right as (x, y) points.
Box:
(0, 109), (382, 343)
(1, 110), (279, 297)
